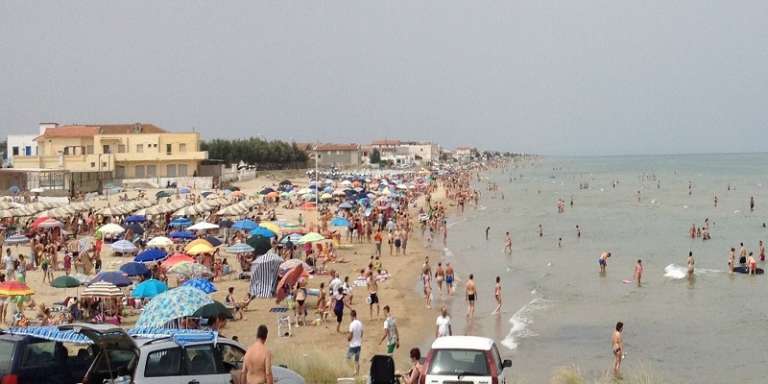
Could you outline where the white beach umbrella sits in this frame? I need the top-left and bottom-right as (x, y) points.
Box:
(188, 222), (219, 231)
(147, 236), (174, 248)
(97, 223), (125, 235)
(81, 281), (123, 297)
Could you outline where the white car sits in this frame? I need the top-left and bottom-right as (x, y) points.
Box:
(424, 336), (512, 384)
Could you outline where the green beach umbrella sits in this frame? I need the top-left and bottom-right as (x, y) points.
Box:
(51, 275), (81, 288)
(193, 301), (233, 320)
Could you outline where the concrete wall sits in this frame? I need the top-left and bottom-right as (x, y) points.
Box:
(118, 176), (213, 189)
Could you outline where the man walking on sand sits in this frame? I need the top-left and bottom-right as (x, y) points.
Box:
(347, 309), (364, 376)
(241, 325), (273, 384)
(435, 306), (452, 338)
(379, 305), (399, 355)
(466, 274), (477, 318)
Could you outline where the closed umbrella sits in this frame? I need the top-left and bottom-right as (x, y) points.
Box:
(120, 262), (150, 277)
(182, 278), (217, 294)
(111, 240), (138, 254)
(81, 281), (123, 297)
(134, 248), (168, 263)
(135, 286), (213, 328)
(90, 271), (132, 287)
(132, 279), (168, 299)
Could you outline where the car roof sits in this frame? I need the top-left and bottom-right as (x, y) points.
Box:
(430, 336), (495, 351)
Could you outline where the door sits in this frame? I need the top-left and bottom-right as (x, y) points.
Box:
(181, 344), (224, 384)
(116, 166), (126, 179)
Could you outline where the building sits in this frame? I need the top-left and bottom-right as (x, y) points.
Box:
(13, 123), (208, 179)
(453, 147), (474, 162)
(400, 142), (440, 165)
(368, 139), (439, 166)
(308, 144), (361, 168)
(5, 134), (38, 166)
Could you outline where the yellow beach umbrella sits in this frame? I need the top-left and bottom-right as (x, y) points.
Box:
(187, 243), (215, 256)
(184, 239), (214, 252)
(259, 222), (281, 236)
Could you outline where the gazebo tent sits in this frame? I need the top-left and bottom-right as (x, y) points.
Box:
(249, 250), (283, 298)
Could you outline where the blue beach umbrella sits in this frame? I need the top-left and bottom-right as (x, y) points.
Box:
(204, 236), (222, 247)
(135, 248), (168, 263)
(232, 219), (258, 231)
(169, 231), (195, 240)
(120, 262), (150, 277)
(125, 215), (146, 223)
(339, 202), (354, 209)
(330, 217), (350, 227)
(182, 278), (217, 294)
(90, 271), (132, 287)
(170, 218), (192, 228)
(249, 226), (276, 238)
(179, 187), (191, 194)
(132, 279), (168, 298)
(135, 286), (213, 328)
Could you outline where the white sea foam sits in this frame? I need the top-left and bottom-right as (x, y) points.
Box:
(664, 264), (722, 279)
(501, 297), (550, 350)
(443, 247), (454, 259)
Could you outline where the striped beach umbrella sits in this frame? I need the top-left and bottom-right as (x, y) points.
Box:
(135, 286), (213, 328)
(147, 236), (173, 249)
(81, 281), (123, 297)
(226, 243), (254, 254)
(111, 240), (138, 254)
(0, 281), (34, 296)
(168, 263), (211, 278)
(5, 234), (30, 245)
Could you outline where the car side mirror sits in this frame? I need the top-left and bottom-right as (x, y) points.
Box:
(503, 359), (512, 368)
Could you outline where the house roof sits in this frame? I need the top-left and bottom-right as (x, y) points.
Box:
(372, 139), (401, 146)
(315, 143), (359, 151)
(37, 123), (167, 139)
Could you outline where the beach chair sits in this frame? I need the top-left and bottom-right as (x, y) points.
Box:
(270, 307), (292, 337)
(369, 355), (398, 384)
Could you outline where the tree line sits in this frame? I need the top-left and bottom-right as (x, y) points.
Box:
(201, 138), (308, 165)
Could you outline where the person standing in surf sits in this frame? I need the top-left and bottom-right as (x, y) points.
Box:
(538, 224), (543, 238)
(504, 232), (512, 255)
(485, 226), (490, 240)
(445, 263), (455, 295)
(634, 259), (643, 287)
(759, 240), (765, 262)
(599, 252), (611, 273)
(750, 196), (755, 212)
(465, 274), (477, 318)
(612, 322), (624, 379)
(434, 262), (446, 298)
(492, 276), (502, 314)
(728, 247), (735, 274)
(748, 252), (758, 275)
(687, 252), (695, 279)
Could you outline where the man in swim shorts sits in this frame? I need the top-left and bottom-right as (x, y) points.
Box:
(445, 263), (455, 295)
(599, 252), (611, 273)
(465, 274), (477, 318)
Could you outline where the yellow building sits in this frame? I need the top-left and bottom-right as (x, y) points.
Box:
(14, 123), (208, 178)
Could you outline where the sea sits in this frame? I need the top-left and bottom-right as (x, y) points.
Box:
(430, 153), (768, 383)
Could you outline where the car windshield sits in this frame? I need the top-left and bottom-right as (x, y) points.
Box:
(0, 340), (14, 375)
(428, 349), (489, 376)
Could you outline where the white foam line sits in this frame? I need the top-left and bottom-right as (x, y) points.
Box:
(501, 297), (550, 350)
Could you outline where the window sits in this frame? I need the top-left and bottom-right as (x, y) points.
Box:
(178, 164), (188, 177)
(11, 147), (19, 156)
(103, 145), (111, 154)
(427, 349), (490, 376)
(116, 166), (125, 179)
(184, 344), (218, 375)
(136, 144), (143, 153)
(145, 348), (182, 377)
(166, 144), (172, 154)
(147, 165), (156, 177)
(135, 166), (145, 178)
(0, 340), (15, 373)
(179, 143), (187, 152)
(20, 341), (57, 369)
(217, 343), (245, 373)
(86, 145), (94, 154)
(63, 147), (70, 155)
(90, 162), (96, 168)
(101, 162), (107, 168)
(24, 146), (31, 156)
(166, 164), (177, 177)
(118, 144), (126, 153)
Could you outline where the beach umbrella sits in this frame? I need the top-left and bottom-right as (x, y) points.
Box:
(111, 240), (138, 254)
(172, 206), (199, 217)
(297, 232), (326, 244)
(275, 265), (304, 303)
(232, 219), (258, 231)
(187, 243), (215, 256)
(5, 234), (30, 245)
(98, 207), (123, 216)
(147, 236), (173, 249)
(81, 281), (123, 298)
(184, 239), (214, 252)
(187, 222), (219, 231)
(204, 236), (222, 247)
(259, 222), (281, 235)
(280, 233), (302, 244)
(259, 187), (275, 195)
(169, 231), (195, 240)
(330, 217), (350, 227)
(226, 243), (254, 254)
(278, 259), (312, 276)
(219, 219), (234, 228)
(90, 271), (132, 287)
(246, 235), (273, 256)
(124, 223), (144, 235)
(135, 286), (213, 328)
(193, 301), (233, 320)
(168, 262), (211, 278)
(155, 190), (172, 198)
(29, 216), (50, 229)
(0, 210), (14, 219)
(134, 248), (168, 263)
(51, 275), (81, 288)
(119, 262), (150, 277)
(249, 226), (276, 238)
(70, 273), (91, 285)
(179, 187), (191, 194)
(279, 179), (292, 186)
(0, 281), (33, 297)
(162, 253), (195, 269)
(132, 279), (168, 299)
(125, 215), (146, 223)
(97, 223), (125, 235)
(170, 218), (192, 227)
(182, 278), (217, 294)
(38, 218), (63, 229)
(338, 202), (354, 209)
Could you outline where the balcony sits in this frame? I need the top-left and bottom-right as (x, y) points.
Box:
(113, 151), (208, 162)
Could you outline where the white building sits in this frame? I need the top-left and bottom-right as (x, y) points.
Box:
(401, 142), (440, 164)
(6, 134), (38, 166)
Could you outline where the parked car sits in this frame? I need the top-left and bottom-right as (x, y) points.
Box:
(424, 336), (512, 384)
(0, 325), (304, 384)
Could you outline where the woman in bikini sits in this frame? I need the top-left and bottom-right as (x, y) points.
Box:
(493, 276), (502, 314)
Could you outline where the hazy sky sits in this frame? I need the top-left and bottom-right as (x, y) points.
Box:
(1, 1), (767, 155)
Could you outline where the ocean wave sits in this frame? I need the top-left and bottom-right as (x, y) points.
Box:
(664, 264), (722, 280)
(501, 297), (551, 350)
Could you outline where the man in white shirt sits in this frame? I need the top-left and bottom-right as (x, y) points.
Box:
(347, 310), (364, 376)
(435, 306), (452, 338)
(329, 271), (343, 295)
(3, 249), (15, 280)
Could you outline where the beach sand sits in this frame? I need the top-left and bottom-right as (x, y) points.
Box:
(11, 169), (444, 380)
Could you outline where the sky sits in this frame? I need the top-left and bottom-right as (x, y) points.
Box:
(1, 1), (767, 156)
